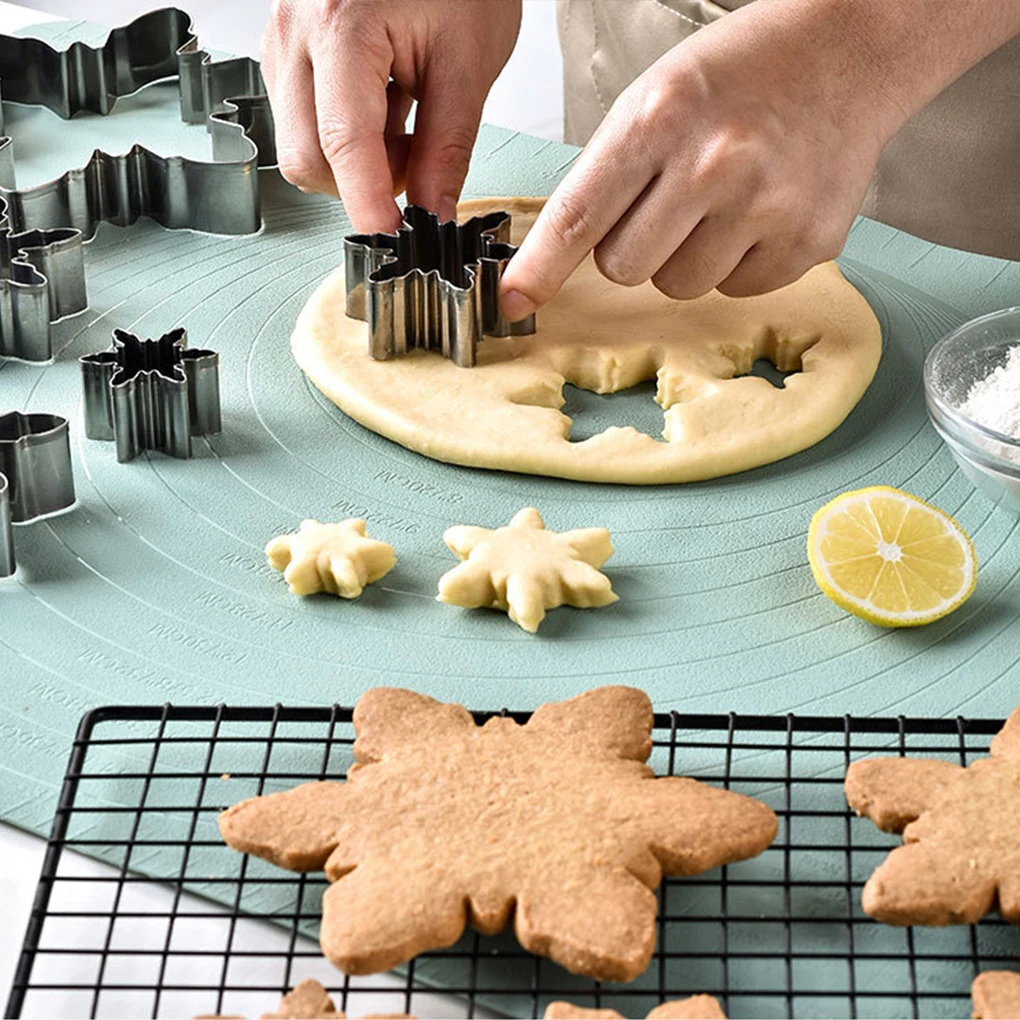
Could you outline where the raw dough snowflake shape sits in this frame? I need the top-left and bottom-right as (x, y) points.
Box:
(845, 707), (1020, 925)
(219, 686), (777, 982)
(436, 507), (617, 632)
(265, 519), (395, 597)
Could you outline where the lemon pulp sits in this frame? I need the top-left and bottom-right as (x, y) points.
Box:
(808, 486), (977, 627)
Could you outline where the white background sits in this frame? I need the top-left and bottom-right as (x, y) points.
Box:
(1, 0), (562, 1013)
(16, 0), (564, 140)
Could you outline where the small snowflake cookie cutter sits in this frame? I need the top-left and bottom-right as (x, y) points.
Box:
(343, 205), (537, 368)
(0, 410), (76, 577)
(80, 327), (221, 462)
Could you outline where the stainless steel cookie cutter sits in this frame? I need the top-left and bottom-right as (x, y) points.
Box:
(0, 8), (276, 362)
(0, 473), (12, 577)
(344, 205), (536, 368)
(0, 221), (87, 362)
(0, 411), (76, 577)
(80, 327), (221, 462)
(0, 7), (276, 241)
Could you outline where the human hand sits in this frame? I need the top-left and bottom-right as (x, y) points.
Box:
(261, 0), (522, 232)
(499, 0), (909, 318)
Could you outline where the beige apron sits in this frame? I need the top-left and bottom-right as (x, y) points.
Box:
(558, 0), (1020, 260)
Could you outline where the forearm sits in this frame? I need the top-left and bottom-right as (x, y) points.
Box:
(502, 0), (1020, 311)
(693, 0), (1020, 155)
(819, 0), (1020, 129)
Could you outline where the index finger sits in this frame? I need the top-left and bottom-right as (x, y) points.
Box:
(498, 130), (651, 320)
(312, 41), (402, 233)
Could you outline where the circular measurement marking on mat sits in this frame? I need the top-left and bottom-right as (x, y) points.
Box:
(3, 185), (1020, 838)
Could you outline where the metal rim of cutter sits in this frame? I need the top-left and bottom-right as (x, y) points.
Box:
(344, 205), (536, 368)
(0, 472), (12, 577)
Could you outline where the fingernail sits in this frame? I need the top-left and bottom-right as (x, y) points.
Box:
(500, 289), (537, 322)
(438, 194), (458, 223)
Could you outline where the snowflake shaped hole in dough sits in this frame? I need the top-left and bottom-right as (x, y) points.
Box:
(291, 197), (882, 484)
(265, 519), (396, 598)
(437, 507), (618, 632)
(845, 707), (1020, 925)
(219, 686), (777, 982)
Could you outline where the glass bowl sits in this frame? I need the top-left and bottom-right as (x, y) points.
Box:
(924, 306), (1020, 515)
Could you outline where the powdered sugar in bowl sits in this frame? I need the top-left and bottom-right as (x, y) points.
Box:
(925, 306), (1020, 515)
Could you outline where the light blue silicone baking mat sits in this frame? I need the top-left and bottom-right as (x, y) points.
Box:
(2, 16), (1020, 833)
(2, 25), (1020, 1014)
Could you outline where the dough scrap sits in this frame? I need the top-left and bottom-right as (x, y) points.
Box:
(437, 506), (617, 632)
(845, 707), (1020, 925)
(972, 971), (1020, 1020)
(266, 519), (396, 597)
(219, 686), (778, 982)
(292, 197), (882, 484)
(545, 995), (726, 1018)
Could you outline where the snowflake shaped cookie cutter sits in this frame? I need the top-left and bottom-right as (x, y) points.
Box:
(344, 204), (536, 368)
(0, 411), (76, 577)
(437, 506), (618, 632)
(80, 327), (221, 462)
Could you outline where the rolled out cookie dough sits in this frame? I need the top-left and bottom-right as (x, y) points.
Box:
(292, 198), (882, 484)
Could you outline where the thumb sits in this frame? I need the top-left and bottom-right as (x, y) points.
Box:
(405, 74), (485, 222)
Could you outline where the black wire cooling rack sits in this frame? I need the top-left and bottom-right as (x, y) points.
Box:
(6, 705), (1019, 1020)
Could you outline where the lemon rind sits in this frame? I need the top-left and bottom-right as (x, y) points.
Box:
(807, 486), (977, 628)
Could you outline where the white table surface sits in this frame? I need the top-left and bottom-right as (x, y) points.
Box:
(0, 1), (558, 1014)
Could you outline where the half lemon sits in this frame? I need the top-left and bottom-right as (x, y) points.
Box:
(808, 486), (977, 627)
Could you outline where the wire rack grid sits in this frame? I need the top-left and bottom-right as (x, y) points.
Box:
(5, 703), (1019, 1020)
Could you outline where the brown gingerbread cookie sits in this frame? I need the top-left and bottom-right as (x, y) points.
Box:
(220, 686), (777, 981)
(845, 708), (1020, 925)
(194, 979), (413, 1019)
(972, 971), (1020, 1020)
(545, 994), (726, 1018)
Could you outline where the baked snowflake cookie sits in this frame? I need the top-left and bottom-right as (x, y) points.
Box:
(266, 519), (396, 597)
(972, 971), (1020, 1020)
(545, 995), (726, 1018)
(437, 507), (617, 632)
(845, 707), (1020, 925)
(219, 686), (776, 981)
(194, 977), (412, 1019)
